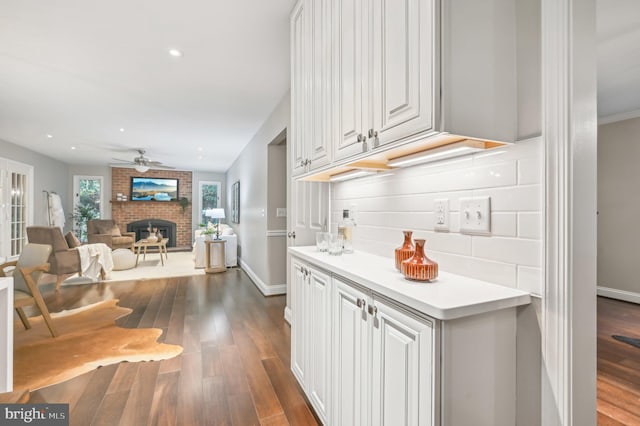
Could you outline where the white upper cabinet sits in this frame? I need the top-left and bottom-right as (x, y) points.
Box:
(334, 0), (437, 161)
(370, 0), (437, 148)
(291, 0), (308, 176)
(292, 0), (540, 175)
(291, 0), (332, 176)
(333, 0), (369, 161)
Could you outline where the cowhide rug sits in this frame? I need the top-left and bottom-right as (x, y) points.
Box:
(14, 299), (183, 391)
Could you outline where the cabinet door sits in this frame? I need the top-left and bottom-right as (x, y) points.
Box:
(291, 259), (308, 385)
(370, 298), (436, 426)
(307, 266), (332, 423)
(333, 0), (369, 161)
(309, 0), (332, 171)
(332, 277), (369, 426)
(291, 180), (329, 247)
(370, 0), (437, 147)
(291, 0), (310, 176)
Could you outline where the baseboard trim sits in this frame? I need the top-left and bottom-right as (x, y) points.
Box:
(284, 306), (292, 325)
(597, 286), (640, 304)
(239, 258), (287, 296)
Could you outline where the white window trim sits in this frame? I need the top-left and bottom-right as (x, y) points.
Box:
(72, 175), (105, 218)
(198, 181), (222, 222)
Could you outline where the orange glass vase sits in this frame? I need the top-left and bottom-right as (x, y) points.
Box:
(401, 239), (438, 281)
(394, 230), (415, 270)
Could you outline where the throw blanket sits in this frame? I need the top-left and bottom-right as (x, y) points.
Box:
(76, 243), (114, 280)
(48, 193), (65, 229)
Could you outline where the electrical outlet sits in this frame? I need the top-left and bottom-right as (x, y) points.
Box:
(434, 198), (449, 231)
(276, 208), (287, 217)
(460, 196), (491, 234)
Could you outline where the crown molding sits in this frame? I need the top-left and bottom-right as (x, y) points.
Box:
(598, 108), (640, 125)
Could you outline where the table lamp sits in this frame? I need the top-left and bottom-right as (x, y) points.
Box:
(204, 208), (226, 239)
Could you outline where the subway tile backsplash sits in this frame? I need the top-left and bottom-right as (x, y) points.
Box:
(332, 137), (543, 295)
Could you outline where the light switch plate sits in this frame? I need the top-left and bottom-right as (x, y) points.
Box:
(434, 198), (449, 231)
(276, 208), (287, 217)
(460, 196), (491, 234)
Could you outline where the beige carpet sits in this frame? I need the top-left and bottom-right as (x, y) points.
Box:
(14, 299), (183, 391)
(105, 250), (205, 282)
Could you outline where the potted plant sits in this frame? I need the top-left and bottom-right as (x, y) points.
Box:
(201, 222), (219, 240)
(178, 197), (190, 213)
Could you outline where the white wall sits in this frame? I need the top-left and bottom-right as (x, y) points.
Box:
(0, 138), (70, 229)
(225, 92), (290, 294)
(598, 116), (640, 300)
(332, 138), (543, 294)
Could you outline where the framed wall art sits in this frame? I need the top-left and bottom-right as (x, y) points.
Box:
(231, 181), (240, 224)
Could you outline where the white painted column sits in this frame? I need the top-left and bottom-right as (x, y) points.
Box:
(542, 0), (597, 424)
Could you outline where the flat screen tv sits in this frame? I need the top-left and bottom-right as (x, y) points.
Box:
(131, 177), (178, 201)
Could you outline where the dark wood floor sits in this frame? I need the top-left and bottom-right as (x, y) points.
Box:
(598, 296), (640, 425)
(29, 270), (319, 426)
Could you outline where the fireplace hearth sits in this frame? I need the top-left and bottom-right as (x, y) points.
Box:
(127, 219), (177, 248)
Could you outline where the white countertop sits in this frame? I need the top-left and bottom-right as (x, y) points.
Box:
(289, 246), (531, 320)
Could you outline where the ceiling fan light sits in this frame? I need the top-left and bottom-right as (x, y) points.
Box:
(135, 165), (150, 173)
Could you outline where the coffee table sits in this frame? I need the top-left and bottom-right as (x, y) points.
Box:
(134, 239), (168, 266)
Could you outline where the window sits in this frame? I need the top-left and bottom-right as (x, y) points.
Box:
(198, 181), (221, 225)
(73, 176), (103, 242)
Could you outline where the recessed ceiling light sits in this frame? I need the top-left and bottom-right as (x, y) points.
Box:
(119, 128), (125, 132)
(198, 156), (203, 160)
(46, 134), (53, 139)
(197, 147), (203, 152)
(71, 146), (76, 150)
(168, 48), (183, 57)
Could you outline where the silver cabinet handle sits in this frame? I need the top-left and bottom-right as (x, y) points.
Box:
(358, 133), (368, 152)
(367, 305), (378, 316)
(368, 128), (379, 148)
(356, 298), (363, 308)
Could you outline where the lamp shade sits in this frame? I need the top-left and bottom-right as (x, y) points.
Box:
(204, 208), (225, 219)
(135, 164), (150, 173)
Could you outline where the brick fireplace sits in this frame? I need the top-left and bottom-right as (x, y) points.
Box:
(111, 168), (192, 248)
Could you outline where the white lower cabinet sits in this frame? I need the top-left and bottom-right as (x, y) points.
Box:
(291, 252), (520, 426)
(291, 258), (331, 424)
(332, 276), (436, 426)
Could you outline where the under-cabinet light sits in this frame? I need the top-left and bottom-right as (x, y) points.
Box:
(329, 169), (374, 182)
(387, 141), (485, 168)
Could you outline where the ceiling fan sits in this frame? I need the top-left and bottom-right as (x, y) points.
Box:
(110, 149), (175, 173)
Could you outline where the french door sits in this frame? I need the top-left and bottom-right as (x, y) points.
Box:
(0, 158), (34, 261)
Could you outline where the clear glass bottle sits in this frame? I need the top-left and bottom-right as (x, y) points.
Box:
(338, 209), (355, 253)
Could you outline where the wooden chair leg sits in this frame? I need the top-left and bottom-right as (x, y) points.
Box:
(32, 298), (58, 338)
(15, 308), (31, 330)
(55, 275), (65, 290)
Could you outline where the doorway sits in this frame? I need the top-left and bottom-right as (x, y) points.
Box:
(266, 130), (288, 295)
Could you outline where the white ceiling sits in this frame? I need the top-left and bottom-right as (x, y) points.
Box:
(0, 0), (295, 172)
(597, 0), (640, 120)
(0, 1), (636, 171)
